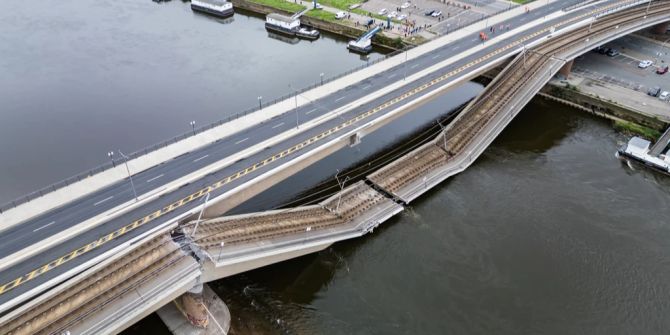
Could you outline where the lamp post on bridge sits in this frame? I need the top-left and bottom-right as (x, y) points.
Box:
(258, 96), (263, 110)
(189, 120), (196, 136)
(320, 73), (324, 85)
(288, 84), (300, 129)
(437, 119), (448, 156)
(334, 170), (350, 212)
(117, 150), (138, 202)
(107, 151), (115, 167)
(191, 192), (210, 238)
(404, 48), (408, 81)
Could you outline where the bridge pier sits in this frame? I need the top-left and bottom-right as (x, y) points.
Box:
(558, 59), (574, 79)
(652, 22), (669, 35)
(157, 284), (231, 335)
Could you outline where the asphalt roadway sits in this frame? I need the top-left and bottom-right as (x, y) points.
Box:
(0, 0), (606, 309)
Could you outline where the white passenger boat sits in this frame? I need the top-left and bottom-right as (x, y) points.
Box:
(296, 27), (320, 40)
(191, 0), (234, 18)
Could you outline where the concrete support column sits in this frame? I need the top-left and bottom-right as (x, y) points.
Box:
(559, 60), (574, 79)
(157, 284), (231, 334)
(652, 22), (669, 35)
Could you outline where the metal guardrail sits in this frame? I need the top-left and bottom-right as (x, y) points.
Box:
(0, 45), (415, 214)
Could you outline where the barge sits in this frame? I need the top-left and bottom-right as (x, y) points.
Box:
(617, 136), (670, 175)
(265, 10), (319, 40)
(191, 0), (234, 18)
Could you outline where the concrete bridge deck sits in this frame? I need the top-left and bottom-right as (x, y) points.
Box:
(0, 0), (593, 312)
(2, 1), (669, 333)
(369, 1), (670, 204)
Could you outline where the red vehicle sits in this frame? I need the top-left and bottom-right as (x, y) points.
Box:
(479, 32), (488, 41)
(657, 65), (669, 75)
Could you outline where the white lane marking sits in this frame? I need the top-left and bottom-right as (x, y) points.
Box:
(272, 122), (285, 129)
(94, 196), (114, 207)
(193, 154), (209, 162)
(362, 85), (372, 90)
(432, 54), (440, 59)
(33, 221), (55, 232)
(410, 63), (420, 69)
(335, 96), (346, 102)
(306, 108), (318, 115)
(388, 73), (397, 79)
(235, 137), (249, 145)
(146, 174), (164, 183)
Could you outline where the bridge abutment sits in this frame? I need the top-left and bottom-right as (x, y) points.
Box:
(157, 284), (231, 335)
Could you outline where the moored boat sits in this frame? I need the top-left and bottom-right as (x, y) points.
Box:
(296, 27), (320, 40)
(191, 0), (234, 18)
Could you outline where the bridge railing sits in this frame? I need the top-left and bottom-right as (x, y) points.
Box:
(0, 45), (416, 214)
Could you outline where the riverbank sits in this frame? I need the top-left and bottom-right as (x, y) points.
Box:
(230, 0), (408, 51)
(476, 69), (669, 141)
(540, 81), (667, 140)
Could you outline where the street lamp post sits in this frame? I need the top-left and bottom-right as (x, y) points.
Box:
(404, 49), (408, 80)
(117, 150), (138, 201)
(192, 193), (210, 238)
(334, 170), (350, 212)
(218, 241), (225, 261)
(258, 96), (263, 110)
(657, 37), (670, 64)
(189, 120), (196, 135)
(107, 151), (115, 167)
(288, 84), (300, 129)
(437, 120), (448, 155)
(320, 73), (324, 85)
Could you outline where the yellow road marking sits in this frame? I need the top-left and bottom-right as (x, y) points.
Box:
(0, 2), (634, 297)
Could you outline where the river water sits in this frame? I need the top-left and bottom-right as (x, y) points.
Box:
(2, 1), (670, 334)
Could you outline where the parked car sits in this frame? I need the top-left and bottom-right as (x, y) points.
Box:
(598, 47), (608, 55)
(314, 3), (323, 9)
(657, 65), (669, 74)
(593, 46), (604, 53)
(335, 11), (346, 19)
(387, 11), (397, 18)
(431, 10), (442, 17)
(401, 1), (411, 9)
(660, 91), (669, 100)
(424, 9), (435, 16)
(648, 86), (661, 97)
(638, 60), (653, 68)
(397, 14), (408, 20)
(606, 48), (619, 57)
(378, 8), (388, 15)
